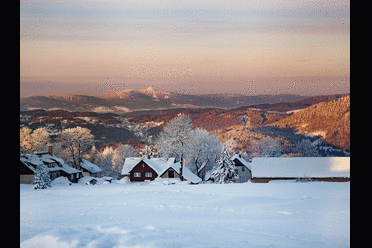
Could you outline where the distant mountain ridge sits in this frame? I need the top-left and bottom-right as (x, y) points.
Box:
(20, 87), (308, 113)
(20, 93), (350, 155)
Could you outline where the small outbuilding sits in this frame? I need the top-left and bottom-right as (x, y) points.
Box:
(79, 159), (103, 178)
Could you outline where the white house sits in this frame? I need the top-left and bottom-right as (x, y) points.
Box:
(251, 157), (350, 183)
(231, 154), (252, 183)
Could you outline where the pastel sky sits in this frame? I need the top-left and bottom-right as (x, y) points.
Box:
(20, 0), (350, 96)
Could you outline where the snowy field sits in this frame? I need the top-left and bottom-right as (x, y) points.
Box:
(20, 180), (350, 248)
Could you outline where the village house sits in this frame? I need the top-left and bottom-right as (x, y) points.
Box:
(231, 154), (252, 183)
(251, 157), (350, 183)
(121, 157), (202, 184)
(78, 159), (103, 178)
(204, 154), (252, 183)
(20, 151), (83, 184)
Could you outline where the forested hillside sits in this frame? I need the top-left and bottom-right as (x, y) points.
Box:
(270, 96), (350, 150)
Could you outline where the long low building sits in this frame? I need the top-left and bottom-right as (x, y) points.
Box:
(251, 157), (350, 183)
(20, 152), (83, 184)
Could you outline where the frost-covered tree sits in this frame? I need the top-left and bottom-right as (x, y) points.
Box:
(31, 128), (50, 151)
(251, 137), (282, 157)
(141, 144), (158, 159)
(20, 127), (50, 155)
(58, 126), (94, 168)
(156, 113), (192, 181)
(92, 146), (121, 178)
(188, 128), (221, 179)
(20, 127), (33, 154)
(293, 139), (319, 157)
(97, 146), (115, 170)
(33, 163), (51, 189)
(112, 144), (138, 171)
(212, 148), (238, 184)
(224, 138), (237, 154)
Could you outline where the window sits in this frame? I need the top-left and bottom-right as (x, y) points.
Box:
(145, 172), (152, 177)
(234, 169), (239, 174)
(242, 167), (245, 172)
(168, 170), (174, 178)
(134, 172), (141, 177)
(71, 174), (74, 179)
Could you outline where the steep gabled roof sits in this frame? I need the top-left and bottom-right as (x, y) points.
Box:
(121, 157), (202, 184)
(80, 159), (102, 174)
(231, 154), (252, 171)
(20, 153), (80, 175)
(121, 157), (176, 175)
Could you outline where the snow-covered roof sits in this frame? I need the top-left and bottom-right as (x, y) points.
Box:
(121, 157), (175, 175)
(157, 162), (202, 184)
(231, 154), (252, 171)
(121, 157), (202, 184)
(20, 153), (81, 175)
(80, 159), (102, 173)
(181, 165), (202, 184)
(252, 157), (350, 178)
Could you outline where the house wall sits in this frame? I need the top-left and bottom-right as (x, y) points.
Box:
(233, 158), (252, 183)
(20, 161), (35, 184)
(20, 161), (34, 174)
(234, 166), (252, 183)
(20, 175), (34, 184)
(60, 171), (81, 183)
(160, 168), (180, 179)
(130, 161), (158, 182)
(81, 168), (102, 178)
(82, 171), (91, 177)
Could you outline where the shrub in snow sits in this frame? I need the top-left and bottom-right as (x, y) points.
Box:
(117, 176), (130, 184)
(33, 163), (51, 189)
(212, 148), (238, 184)
(51, 176), (71, 186)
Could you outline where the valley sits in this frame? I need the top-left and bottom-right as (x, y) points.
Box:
(20, 92), (350, 157)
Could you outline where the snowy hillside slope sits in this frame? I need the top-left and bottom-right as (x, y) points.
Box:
(20, 181), (350, 248)
(270, 95), (350, 150)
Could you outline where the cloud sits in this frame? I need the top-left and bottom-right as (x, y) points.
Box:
(21, 0), (350, 43)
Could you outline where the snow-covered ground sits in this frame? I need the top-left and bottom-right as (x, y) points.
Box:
(20, 180), (350, 248)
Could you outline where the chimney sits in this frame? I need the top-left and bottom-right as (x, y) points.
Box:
(48, 144), (53, 155)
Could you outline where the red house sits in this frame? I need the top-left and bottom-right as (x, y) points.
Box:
(121, 157), (201, 184)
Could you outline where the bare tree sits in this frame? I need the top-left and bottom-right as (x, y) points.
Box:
(156, 114), (192, 181)
(187, 128), (221, 180)
(58, 126), (94, 168)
